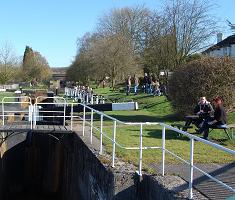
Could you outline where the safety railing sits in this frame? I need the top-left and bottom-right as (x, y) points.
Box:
(75, 103), (235, 200)
(34, 96), (67, 127)
(1, 96), (33, 129)
(65, 87), (105, 104)
(0, 98), (234, 199)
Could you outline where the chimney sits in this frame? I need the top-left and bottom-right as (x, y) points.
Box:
(217, 33), (223, 43)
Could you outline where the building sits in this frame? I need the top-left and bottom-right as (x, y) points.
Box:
(50, 67), (68, 89)
(203, 33), (235, 58)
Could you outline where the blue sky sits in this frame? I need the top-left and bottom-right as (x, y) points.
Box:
(0, 0), (234, 68)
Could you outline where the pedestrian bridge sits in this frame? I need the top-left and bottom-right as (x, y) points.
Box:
(0, 96), (234, 200)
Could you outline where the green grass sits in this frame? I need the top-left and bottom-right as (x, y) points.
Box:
(92, 87), (235, 167)
(0, 92), (16, 102)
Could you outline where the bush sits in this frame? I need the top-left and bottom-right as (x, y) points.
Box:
(168, 56), (235, 115)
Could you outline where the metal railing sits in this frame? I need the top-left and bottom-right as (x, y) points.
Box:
(75, 103), (235, 200)
(0, 97), (234, 199)
(34, 96), (67, 127)
(1, 96), (33, 129)
(65, 87), (105, 104)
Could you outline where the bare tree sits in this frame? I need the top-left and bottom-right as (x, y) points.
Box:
(163, 0), (218, 66)
(0, 42), (19, 84)
(97, 6), (151, 53)
(142, 0), (218, 83)
(90, 33), (138, 89)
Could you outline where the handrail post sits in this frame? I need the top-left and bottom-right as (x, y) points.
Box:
(82, 106), (85, 136)
(33, 100), (36, 128)
(70, 103), (73, 131)
(189, 138), (194, 199)
(86, 94), (89, 104)
(99, 115), (103, 155)
(29, 98), (33, 130)
(2, 99), (5, 126)
(90, 109), (93, 144)
(138, 123), (143, 176)
(112, 120), (117, 167)
(63, 100), (66, 126)
(162, 125), (166, 176)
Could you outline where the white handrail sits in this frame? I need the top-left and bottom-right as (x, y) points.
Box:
(75, 102), (235, 199)
(1, 96), (32, 129)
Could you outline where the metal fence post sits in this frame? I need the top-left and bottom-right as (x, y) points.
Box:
(90, 109), (93, 144)
(99, 115), (103, 155)
(2, 100), (4, 126)
(189, 138), (194, 199)
(162, 125), (166, 176)
(63, 101), (66, 126)
(82, 106), (85, 136)
(86, 94), (89, 104)
(70, 103), (73, 130)
(139, 123), (143, 176)
(29, 99), (33, 130)
(33, 103), (36, 128)
(112, 120), (117, 167)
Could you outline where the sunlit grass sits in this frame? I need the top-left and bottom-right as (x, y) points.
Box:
(92, 87), (235, 167)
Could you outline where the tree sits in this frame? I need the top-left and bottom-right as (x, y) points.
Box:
(142, 0), (217, 80)
(168, 56), (235, 115)
(0, 42), (19, 84)
(67, 33), (100, 84)
(163, 0), (217, 66)
(22, 46), (51, 82)
(97, 6), (150, 53)
(68, 33), (139, 89)
(90, 34), (138, 89)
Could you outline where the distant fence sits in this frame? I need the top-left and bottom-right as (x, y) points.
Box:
(0, 84), (19, 90)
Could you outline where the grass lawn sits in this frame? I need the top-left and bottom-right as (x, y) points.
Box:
(92, 87), (235, 169)
(0, 92), (16, 102)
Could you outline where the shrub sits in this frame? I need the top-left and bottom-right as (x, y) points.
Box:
(168, 56), (235, 115)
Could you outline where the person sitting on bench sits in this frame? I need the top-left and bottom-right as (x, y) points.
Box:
(193, 96), (214, 128)
(199, 96), (227, 140)
(184, 96), (213, 130)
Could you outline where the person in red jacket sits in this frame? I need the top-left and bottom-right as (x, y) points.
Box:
(199, 96), (227, 140)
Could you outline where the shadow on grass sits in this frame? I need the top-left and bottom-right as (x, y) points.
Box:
(142, 100), (167, 109)
(108, 114), (181, 123)
(145, 129), (190, 141)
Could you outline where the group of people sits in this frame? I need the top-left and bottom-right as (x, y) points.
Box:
(126, 73), (165, 96)
(185, 96), (227, 140)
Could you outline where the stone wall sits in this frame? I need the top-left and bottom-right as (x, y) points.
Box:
(60, 133), (114, 200)
(0, 131), (187, 200)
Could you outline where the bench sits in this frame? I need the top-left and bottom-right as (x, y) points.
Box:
(209, 124), (235, 140)
(171, 123), (193, 133)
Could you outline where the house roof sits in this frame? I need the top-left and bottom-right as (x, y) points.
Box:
(203, 34), (235, 53)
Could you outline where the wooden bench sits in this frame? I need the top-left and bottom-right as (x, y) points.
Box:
(209, 124), (235, 140)
(171, 123), (193, 131)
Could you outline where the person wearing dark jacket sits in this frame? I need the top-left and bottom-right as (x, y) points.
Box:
(199, 96), (227, 140)
(193, 96), (214, 127)
(184, 96), (213, 129)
